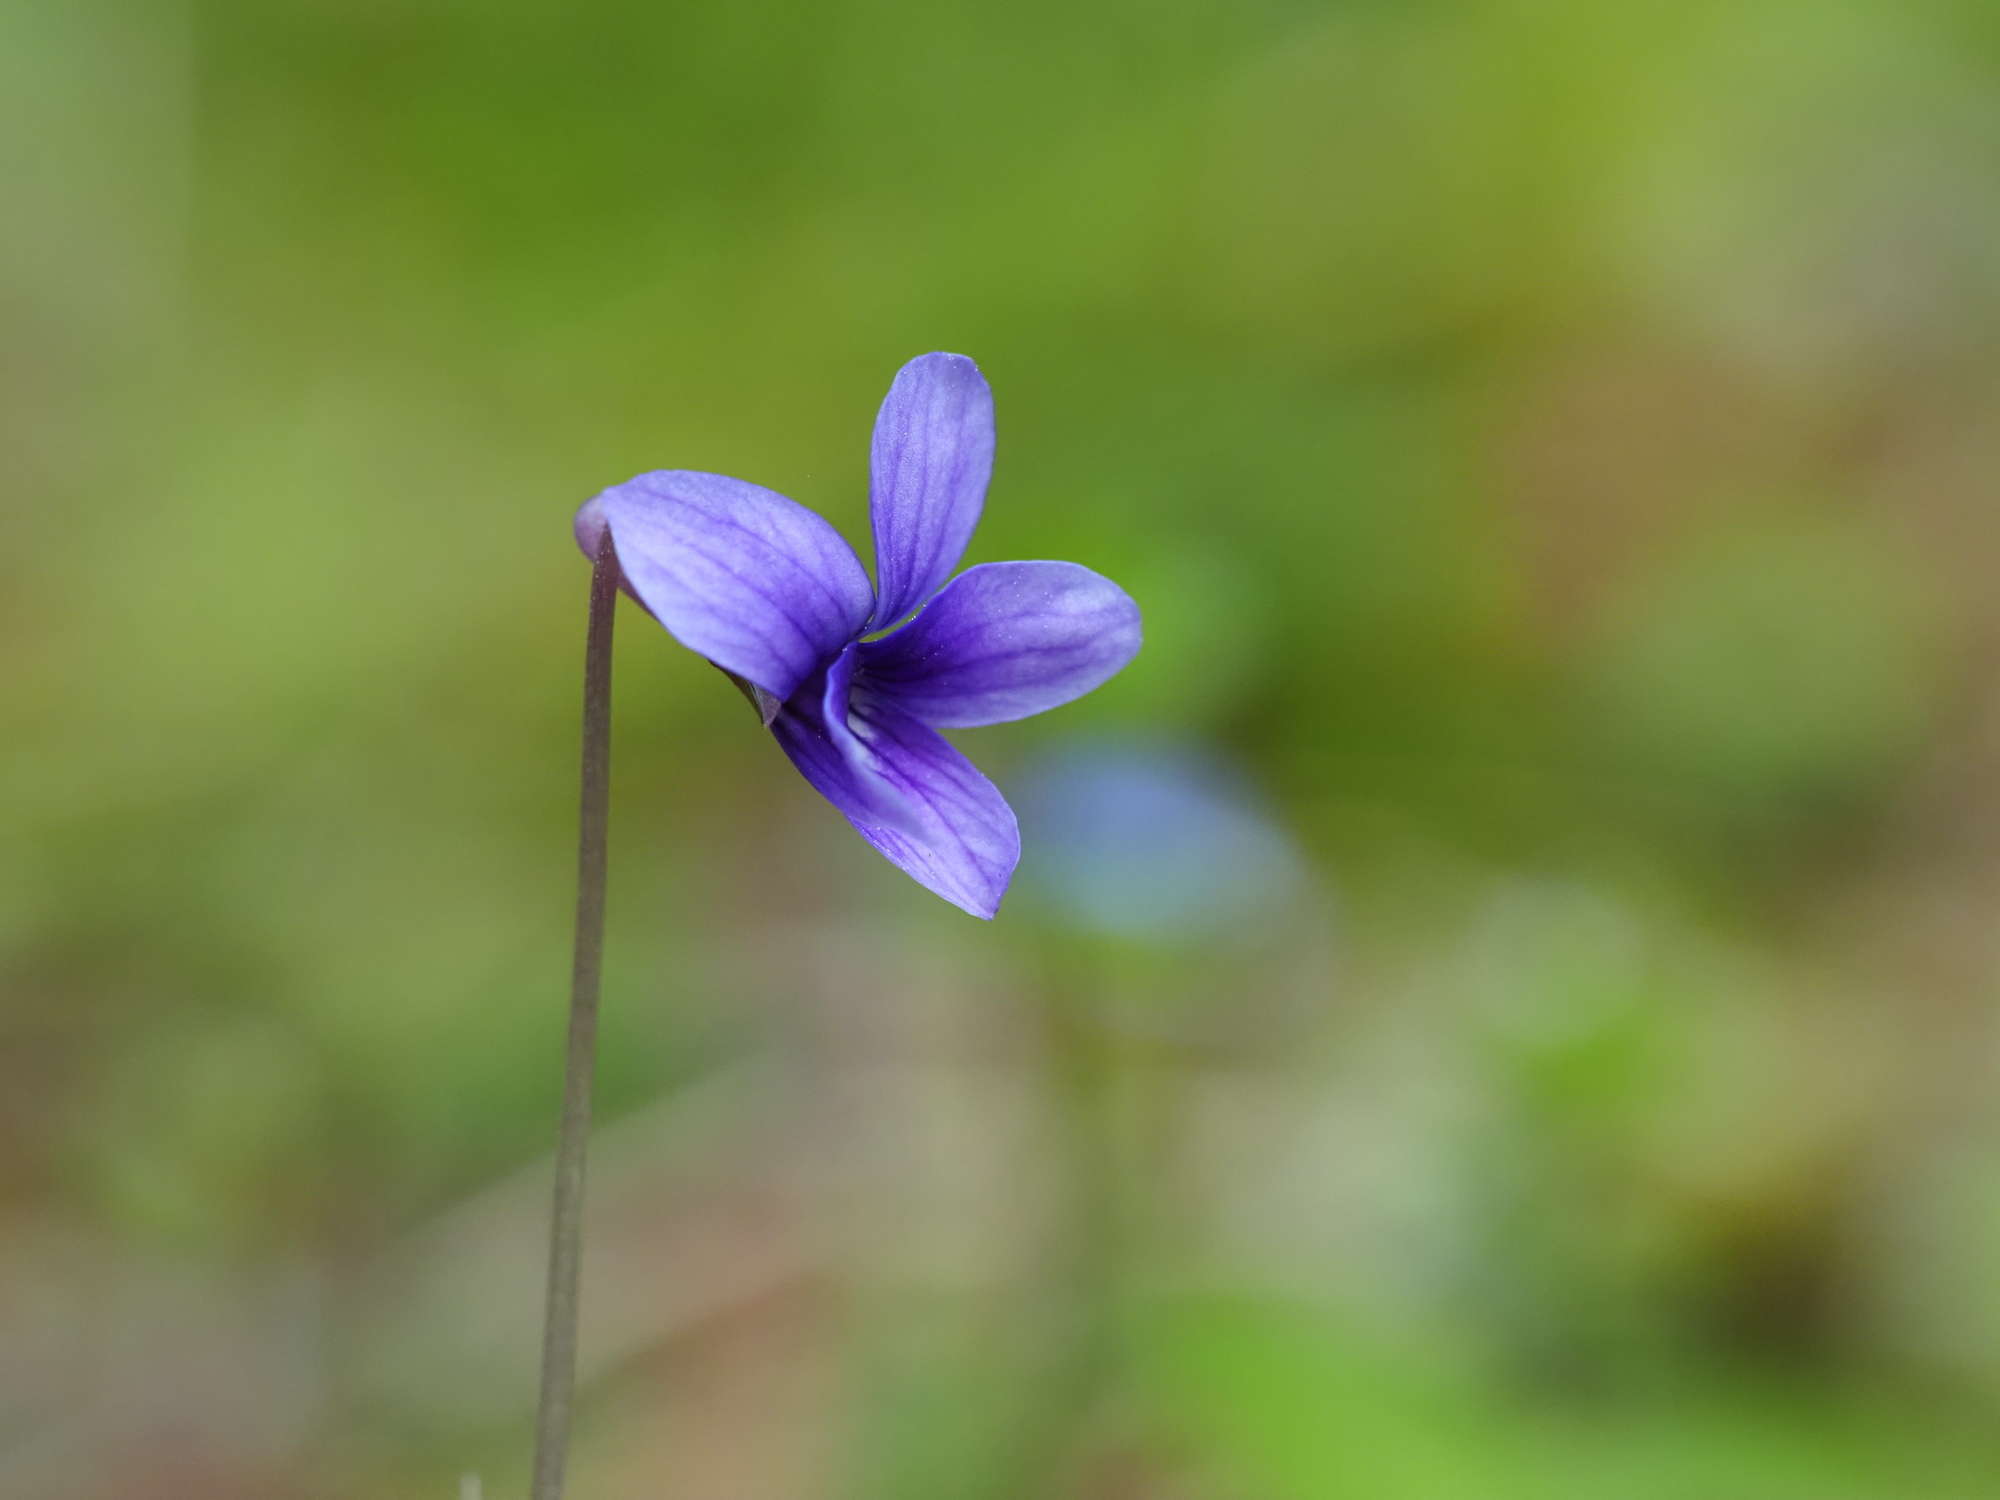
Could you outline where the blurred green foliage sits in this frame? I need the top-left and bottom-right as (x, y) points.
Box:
(6, 0), (2000, 1496)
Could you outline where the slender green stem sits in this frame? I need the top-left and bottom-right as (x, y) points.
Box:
(532, 533), (618, 1500)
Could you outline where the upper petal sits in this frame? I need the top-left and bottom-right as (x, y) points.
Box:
(588, 471), (873, 702)
(856, 561), (1142, 727)
(770, 669), (1020, 918)
(869, 353), (995, 629)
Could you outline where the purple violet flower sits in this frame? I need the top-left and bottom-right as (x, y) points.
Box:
(572, 353), (1142, 918)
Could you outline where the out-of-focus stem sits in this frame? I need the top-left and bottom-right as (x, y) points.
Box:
(1011, 979), (1123, 1489)
(532, 532), (619, 1500)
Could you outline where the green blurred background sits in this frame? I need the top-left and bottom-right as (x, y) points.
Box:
(7, 0), (2000, 1495)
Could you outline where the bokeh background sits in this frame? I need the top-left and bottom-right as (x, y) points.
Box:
(8, 1), (2000, 1496)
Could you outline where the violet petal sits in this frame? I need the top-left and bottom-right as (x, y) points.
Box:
(858, 561), (1142, 727)
(868, 353), (994, 629)
(586, 470), (874, 702)
(771, 671), (1020, 919)
(819, 645), (925, 833)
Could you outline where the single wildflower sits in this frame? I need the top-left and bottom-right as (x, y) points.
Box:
(574, 352), (1141, 917)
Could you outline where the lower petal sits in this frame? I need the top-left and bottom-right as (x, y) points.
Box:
(771, 673), (1020, 919)
(818, 645), (924, 834)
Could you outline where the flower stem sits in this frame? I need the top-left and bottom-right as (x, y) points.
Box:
(532, 533), (618, 1500)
